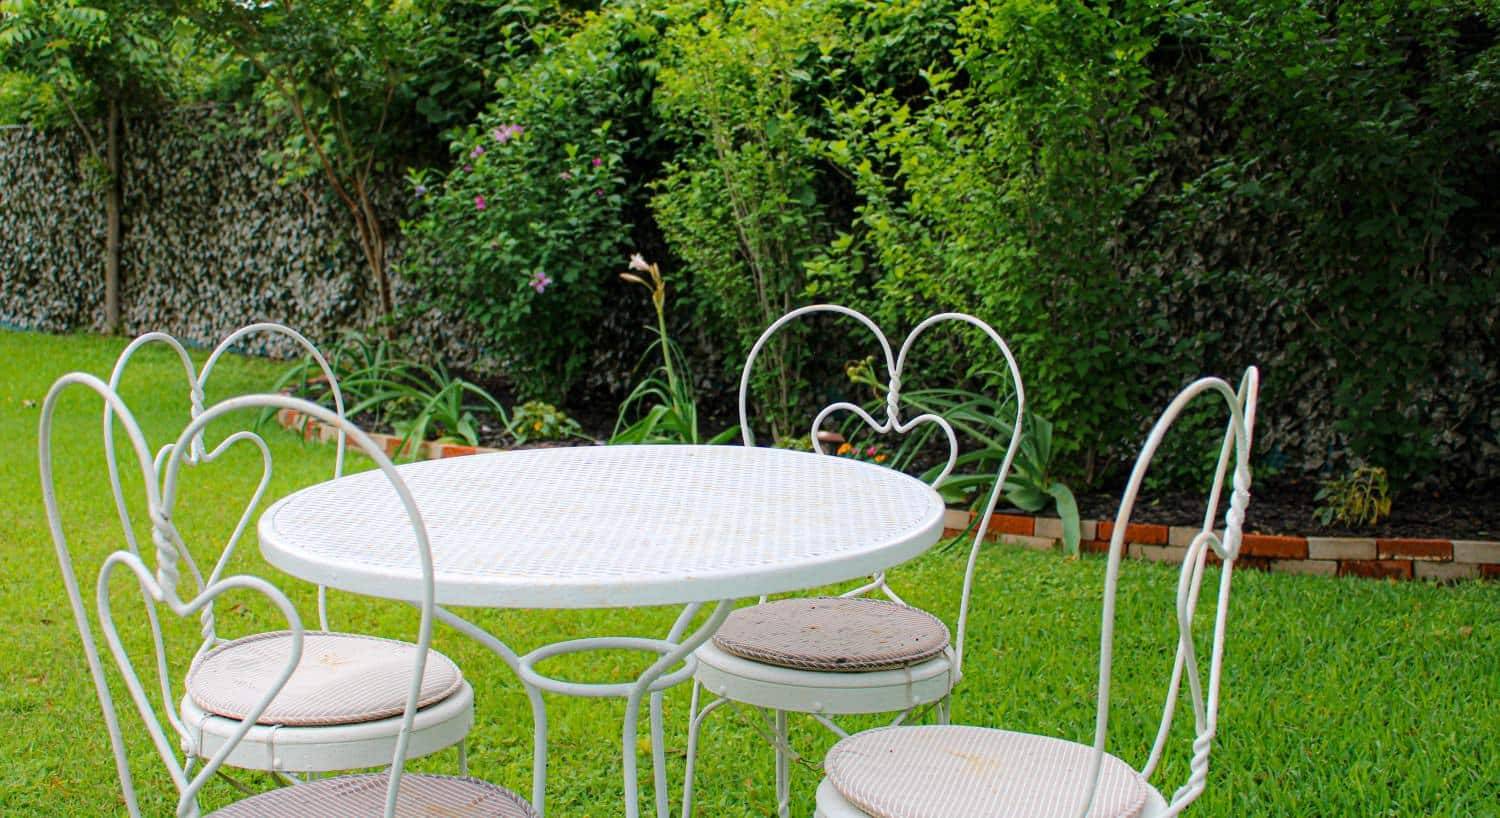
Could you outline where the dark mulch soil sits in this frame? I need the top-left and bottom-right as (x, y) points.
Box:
(1068, 479), (1500, 540)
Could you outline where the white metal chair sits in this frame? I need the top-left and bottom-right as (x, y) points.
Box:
(684, 305), (1027, 817)
(97, 325), (474, 779)
(41, 376), (531, 817)
(813, 367), (1260, 818)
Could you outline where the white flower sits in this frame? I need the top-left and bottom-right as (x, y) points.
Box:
(628, 253), (651, 273)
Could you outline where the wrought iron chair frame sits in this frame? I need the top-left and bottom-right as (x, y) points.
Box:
(812, 367), (1260, 818)
(96, 325), (472, 777)
(43, 378), (493, 817)
(684, 305), (1027, 817)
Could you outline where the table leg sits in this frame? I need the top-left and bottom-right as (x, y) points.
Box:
(651, 690), (668, 816)
(432, 607), (550, 811)
(435, 600), (736, 818)
(621, 599), (734, 818)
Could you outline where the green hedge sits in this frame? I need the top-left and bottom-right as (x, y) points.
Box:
(405, 0), (1498, 489)
(8, 0), (1495, 490)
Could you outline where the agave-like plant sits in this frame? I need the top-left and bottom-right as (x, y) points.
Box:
(838, 359), (1081, 554)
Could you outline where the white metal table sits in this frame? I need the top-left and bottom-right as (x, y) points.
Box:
(258, 444), (945, 817)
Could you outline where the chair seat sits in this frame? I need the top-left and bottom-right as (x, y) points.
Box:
(712, 597), (950, 672)
(824, 725), (1151, 818)
(208, 772), (535, 817)
(187, 631), (464, 726)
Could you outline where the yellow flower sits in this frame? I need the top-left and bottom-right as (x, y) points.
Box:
(836, 442), (853, 455)
(875, 454), (887, 463)
(532, 421), (543, 431)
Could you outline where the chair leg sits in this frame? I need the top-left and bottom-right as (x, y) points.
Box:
(682, 681), (732, 818)
(773, 709), (791, 818)
(458, 737), (469, 776)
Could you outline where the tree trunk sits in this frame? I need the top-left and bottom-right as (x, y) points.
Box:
(352, 174), (394, 322)
(103, 97), (122, 334)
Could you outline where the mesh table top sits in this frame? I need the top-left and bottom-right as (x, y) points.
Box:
(258, 445), (945, 608)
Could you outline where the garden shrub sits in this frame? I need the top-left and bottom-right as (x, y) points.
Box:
(813, 0), (1499, 490)
(16, 0), (1494, 493)
(649, 0), (975, 439)
(1142, 0), (1500, 488)
(401, 1), (694, 401)
(650, 0), (850, 439)
(814, 0), (1170, 481)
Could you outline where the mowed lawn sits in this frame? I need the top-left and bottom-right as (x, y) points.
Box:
(0, 329), (1496, 817)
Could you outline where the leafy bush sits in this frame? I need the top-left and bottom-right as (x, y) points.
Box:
(812, 0), (1499, 490)
(651, 0), (849, 438)
(1143, 0), (1500, 488)
(511, 400), (585, 443)
(68, 0), (1487, 494)
(402, 2), (683, 401)
(815, 0), (1168, 482)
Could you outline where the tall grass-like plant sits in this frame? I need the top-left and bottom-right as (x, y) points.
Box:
(273, 331), (512, 456)
(841, 358), (1081, 553)
(612, 255), (738, 445)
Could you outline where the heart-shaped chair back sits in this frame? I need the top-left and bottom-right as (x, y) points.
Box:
(738, 305), (1026, 675)
(42, 376), (435, 818)
(101, 324), (346, 646)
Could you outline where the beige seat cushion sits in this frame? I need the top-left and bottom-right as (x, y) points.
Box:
(712, 597), (950, 672)
(209, 772), (534, 817)
(187, 631), (464, 726)
(825, 725), (1150, 818)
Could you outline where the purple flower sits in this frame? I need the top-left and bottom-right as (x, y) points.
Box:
(530, 270), (553, 293)
(492, 124), (525, 144)
(594, 188), (604, 198)
(470, 144), (485, 159)
(592, 156), (603, 167)
(414, 184), (427, 197)
(463, 164), (473, 173)
(474, 195), (487, 211)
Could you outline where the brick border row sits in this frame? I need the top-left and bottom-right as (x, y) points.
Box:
(276, 407), (499, 461)
(940, 510), (1500, 583)
(277, 408), (1500, 583)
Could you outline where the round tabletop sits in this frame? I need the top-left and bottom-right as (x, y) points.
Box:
(258, 444), (946, 608)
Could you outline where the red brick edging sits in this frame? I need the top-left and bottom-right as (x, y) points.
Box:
(276, 406), (502, 461)
(939, 509), (1500, 583)
(276, 407), (1499, 583)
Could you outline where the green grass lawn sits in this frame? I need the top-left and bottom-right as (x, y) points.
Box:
(1, 329), (1497, 817)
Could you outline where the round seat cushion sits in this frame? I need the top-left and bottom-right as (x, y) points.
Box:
(712, 597), (950, 672)
(825, 725), (1151, 818)
(208, 772), (535, 817)
(187, 631), (464, 726)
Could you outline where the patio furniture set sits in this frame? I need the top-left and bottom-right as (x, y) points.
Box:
(40, 306), (1258, 818)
